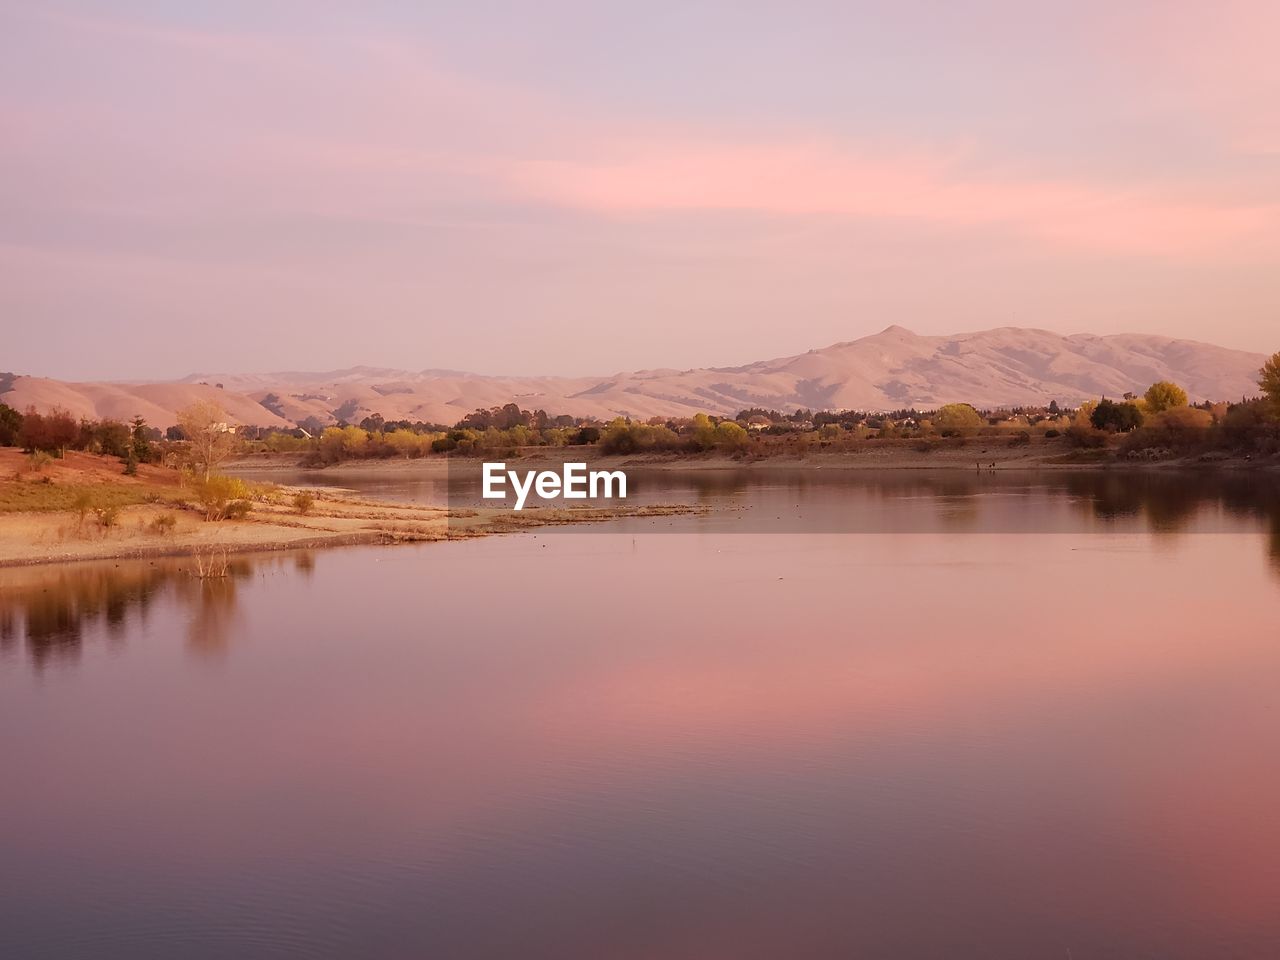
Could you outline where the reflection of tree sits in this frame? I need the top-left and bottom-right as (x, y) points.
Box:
(1270, 513), (1280, 580)
(681, 469), (751, 503)
(0, 566), (169, 669)
(0, 606), (16, 657)
(1059, 471), (1279, 540)
(178, 561), (252, 657)
(668, 469), (1280, 546)
(1, 555), (269, 669)
(1062, 473), (1144, 523)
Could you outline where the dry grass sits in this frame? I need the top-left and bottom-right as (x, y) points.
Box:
(0, 481), (164, 514)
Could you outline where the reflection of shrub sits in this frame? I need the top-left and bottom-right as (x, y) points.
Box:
(292, 491), (315, 515)
(192, 475), (253, 521)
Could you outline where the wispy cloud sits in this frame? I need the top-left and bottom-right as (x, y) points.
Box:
(3, 1), (1279, 377)
(506, 136), (1278, 256)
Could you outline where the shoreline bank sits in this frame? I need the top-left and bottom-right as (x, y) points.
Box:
(226, 441), (1275, 476)
(0, 448), (700, 568)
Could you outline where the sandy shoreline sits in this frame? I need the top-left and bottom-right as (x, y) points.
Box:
(0, 449), (700, 568)
(0, 494), (700, 568)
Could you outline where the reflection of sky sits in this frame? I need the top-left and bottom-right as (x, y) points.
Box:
(2, 518), (1280, 956)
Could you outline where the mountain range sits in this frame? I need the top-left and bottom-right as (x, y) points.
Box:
(2, 327), (1268, 429)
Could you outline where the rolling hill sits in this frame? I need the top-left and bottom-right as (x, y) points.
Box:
(2, 326), (1268, 429)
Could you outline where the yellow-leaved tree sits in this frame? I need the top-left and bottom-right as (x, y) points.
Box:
(177, 400), (237, 480)
(935, 403), (984, 435)
(1144, 381), (1188, 413)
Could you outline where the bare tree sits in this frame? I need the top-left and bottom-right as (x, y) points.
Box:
(177, 400), (236, 479)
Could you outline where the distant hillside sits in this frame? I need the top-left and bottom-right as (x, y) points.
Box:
(2, 327), (1268, 428)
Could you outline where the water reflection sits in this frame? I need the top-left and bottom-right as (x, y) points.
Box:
(236, 462), (1280, 542)
(4, 479), (1280, 957)
(5, 473), (1279, 674)
(0, 552), (317, 669)
(0, 563), (169, 668)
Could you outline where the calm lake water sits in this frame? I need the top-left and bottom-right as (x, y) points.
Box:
(3, 471), (1280, 958)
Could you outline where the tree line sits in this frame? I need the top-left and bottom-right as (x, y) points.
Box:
(4, 351), (1279, 466)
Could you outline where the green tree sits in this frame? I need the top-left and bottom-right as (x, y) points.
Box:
(0, 403), (22, 446)
(1091, 398), (1144, 432)
(130, 416), (154, 463)
(1260, 352), (1280, 414)
(1143, 381), (1188, 413)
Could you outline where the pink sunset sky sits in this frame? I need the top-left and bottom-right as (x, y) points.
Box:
(2, 0), (1278, 379)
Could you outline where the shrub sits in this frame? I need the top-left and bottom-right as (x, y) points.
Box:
(1044, 429), (1061, 438)
(600, 418), (680, 455)
(1008, 430), (1032, 447)
(192, 475), (253, 521)
(94, 504), (120, 529)
(224, 500), (253, 520)
(1065, 424), (1108, 449)
(292, 491), (315, 515)
(24, 450), (53, 473)
(73, 490), (94, 526)
(149, 512), (178, 534)
(1218, 399), (1280, 455)
(713, 420), (749, 451)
